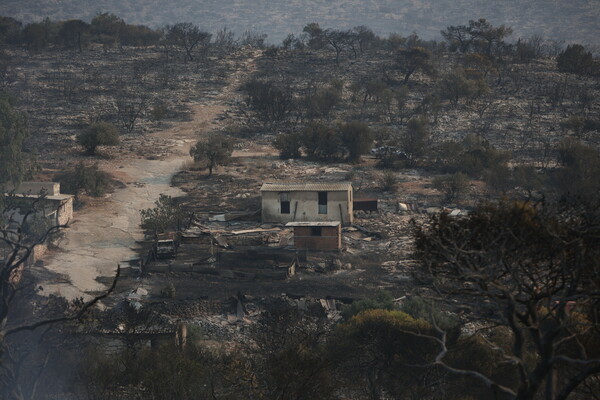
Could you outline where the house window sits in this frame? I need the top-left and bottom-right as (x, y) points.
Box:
(311, 227), (322, 236)
(318, 192), (327, 214)
(280, 192), (290, 214)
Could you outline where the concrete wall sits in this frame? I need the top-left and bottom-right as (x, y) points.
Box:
(9, 182), (61, 196)
(4, 197), (73, 228)
(262, 189), (353, 225)
(55, 197), (73, 226)
(293, 225), (341, 250)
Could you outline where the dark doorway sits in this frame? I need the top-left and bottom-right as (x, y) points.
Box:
(280, 193), (290, 214)
(318, 192), (327, 214)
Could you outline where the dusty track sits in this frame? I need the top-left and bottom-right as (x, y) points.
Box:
(39, 53), (258, 300)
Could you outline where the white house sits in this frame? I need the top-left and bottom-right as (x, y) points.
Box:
(260, 182), (353, 225)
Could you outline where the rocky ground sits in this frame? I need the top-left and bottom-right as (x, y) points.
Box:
(6, 41), (598, 350)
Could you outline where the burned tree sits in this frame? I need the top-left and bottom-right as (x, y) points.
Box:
(115, 92), (148, 133)
(412, 199), (600, 400)
(0, 190), (120, 398)
(165, 23), (211, 62)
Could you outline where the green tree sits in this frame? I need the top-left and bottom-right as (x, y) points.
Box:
(441, 24), (472, 53)
(557, 44), (595, 75)
(353, 25), (377, 54)
(242, 80), (293, 126)
(303, 23), (325, 50)
(302, 83), (342, 119)
(337, 121), (373, 163)
(436, 134), (510, 178)
(273, 133), (302, 159)
(401, 117), (429, 166)
(165, 23), (211, 62)
(189, 135), (233, 177)
(77, 122), (119, 155)
(55, 162), (111, 197)
(91, 13), (124, 39)
(58, 19), (90, 52)
(301, 122), (342, 161)
(438, 69), (489, 106)
(467, 18), (512, 57)
(0, 92), (34, 188)
(21, 19), (59, 50)
(395, 47), (434, 84)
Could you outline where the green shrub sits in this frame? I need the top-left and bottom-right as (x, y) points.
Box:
(55, 162), (112, 197)
(432, 173), (470, 204)
(140, 194), (183, 237)
(337, 121), (373, 163)
(400, 296), (460, 335)
(435, 134), (510, 178)
(273, 133), (302, 159)
(301, 121), (342, 161)
(401, 116), (430, 166)
(342, 290), (395, 320)
(379, 170), (397, 192)
(303, 85), (341, 119)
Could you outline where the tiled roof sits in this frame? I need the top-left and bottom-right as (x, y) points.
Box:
(260, 182), (352, 192)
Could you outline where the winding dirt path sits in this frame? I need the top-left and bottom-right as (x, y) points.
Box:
(40, 53), (257, 300)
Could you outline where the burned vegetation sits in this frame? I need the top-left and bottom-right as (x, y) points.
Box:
(0, 12), (599, 400)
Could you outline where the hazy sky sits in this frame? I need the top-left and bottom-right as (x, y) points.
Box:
(1, 0), (599, 44)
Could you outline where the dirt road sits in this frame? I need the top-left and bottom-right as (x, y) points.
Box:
(39, 54), (257, 301)
(39, 103), (223, 300)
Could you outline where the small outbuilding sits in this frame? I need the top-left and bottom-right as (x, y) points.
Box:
(286, 221), (342, 251)
(3, 182), (74, 227)
(261, 182), (353, 225)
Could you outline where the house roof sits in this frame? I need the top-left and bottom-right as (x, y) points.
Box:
(4, 182), (61, 196)
(260, 182), (352, 192)
(11, 193), (73, 202)
(286, 221), (341, 227)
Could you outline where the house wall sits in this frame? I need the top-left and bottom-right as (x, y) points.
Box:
(56, 197), (74, 226)
(3, 198), (74, 234)
(262, 189), (353, 225)
(38, 197), (73, 226)
(293, 225), (341, 250)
